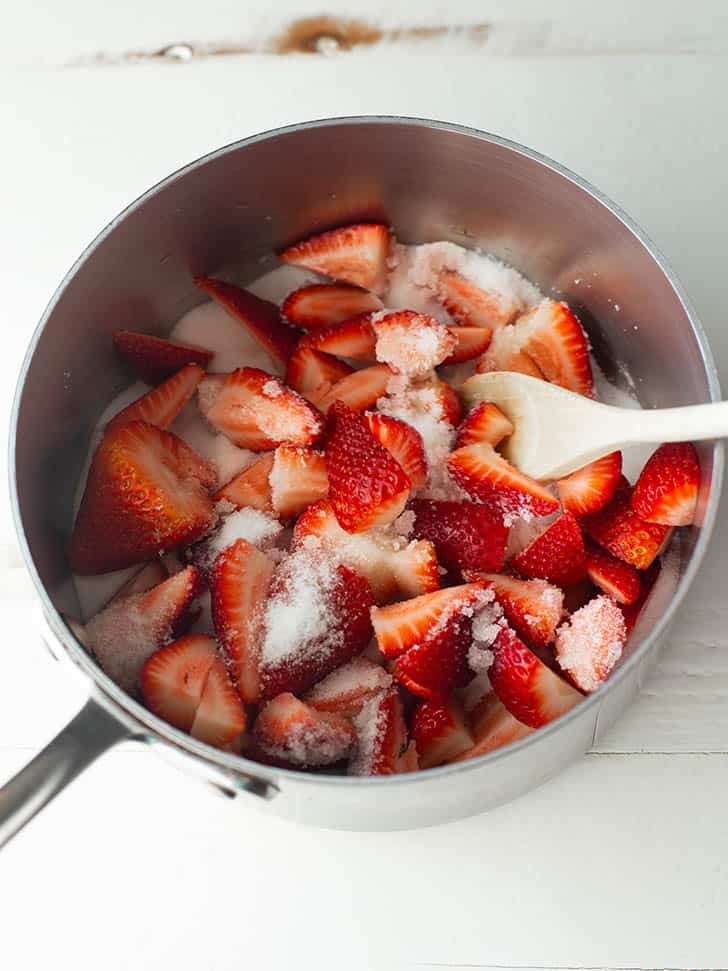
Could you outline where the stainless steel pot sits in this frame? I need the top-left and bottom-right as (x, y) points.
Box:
(2, 117), (722, 844)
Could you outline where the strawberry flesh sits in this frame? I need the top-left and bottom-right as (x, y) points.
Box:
(411, 697), (473, 768)
(456, 402), (514, 448)
(555, 595), (627, 692)
(349, 687), (413, 775)
(313, 364), (394, 414)
(443, 326), (493, 364)
(254, 692), (355, 767)
(269, 445), (328, 519)
(279, 223), (391, 293)
(557, 452), (622, 517)
(299, 313), (377, 361)
(372, 310), (457, 376)
(448, 442), (559, 520)
(107, 363), (204, 433)
(365, 413), (428, 490)
(283, 283), (382, 328)
(465, 571), (564, 649)
(436, 270), (522, 327)
(304, 657), (392, 716)
(215, 453), (274, 511)
(285, 346), (353, 395)
(632, 442), (700, 526)
(585, 540), (641, 605)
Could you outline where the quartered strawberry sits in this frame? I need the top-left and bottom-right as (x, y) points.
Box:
(455, 402), (514, 449)
(411, 697), (473, 768)
(298, 313), (377, 361)
(410, 498), (508, 573)
(71, 422), (216, 575)
(435, 270), (523, 327)
(282, 283), (383, 328)
(489, 625), (582, 728)
(195, 276), (300, 365)
(632, 442), (700, 526)
(476, 325), (545, 379)
(555, 594), (627, 692)
(557, 451), (622, 517)
(392, 605), (475, 701)
(269, 444), (328, 519)
(312, 363), (394, 414)
(325, 400), (411, 532)
(516, 299), (594, 397)
(254, 692), (355, 767)
(199, 367), (324, 450)
(279, 223), (392, 293)
(210, 538), (275, 702)
(215, 453), (274, 511)
(464, 572), (564, 649)
(512, 511), (587, 586)
(585, 540), (641, 606)
(454, 690), (532, 761)
(350, 687), (413, 776)
(107, 363), (204, 433)
(443, 326), (493, 364)
(447, 442), (559, 520)
(372, 310), (457, 377)
(113, 330), (212, 385)
(365, 413), (427, 490)
(581, 486), (670, 570)
(304, 657), (392, 716)
(285, 346), (353, 396)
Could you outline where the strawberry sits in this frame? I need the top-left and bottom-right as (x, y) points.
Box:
(282, 283), (383, 328)
(254, 693), (355, 767)
(71, 422), (216, 575)
(555, 595), (627, 692)
(410, 499), (508, 573)
(585, 540), (641, 605)
(411, 697), (473, 768)
(109, 558), (169, 602)
(298, 313), (377, 361)
(304, 657), (392, 716)
(199, 368), (324, 450)
(489, 626), (582, 728)
(215, 453), (274, 511)
(371, 310), (457, 377)
(443, 326), (493, 364)
(621, 559), (661, 633)
(210, 538), (275, 702)
(464, 572), (564, 649)
(581, 486), (670, 570)
(313, 363), (394, 414)
(448, 442), (559, 520)
(557, 451), (622, 517)
(285, 346), (353, 396)
(476, 325), (545, 379)
(350, 687), (413, 775)
(269, 445), (328, 519)
(113, 330), (212, 385)
(325, 401), (411, 532)
(195, 276), (300, 365)
(454, 691), (532, 761)
(512, 511), (587, 586)
(429, 379), (462, 426)
(517, 299), (594, 397)
(364, 413), (427, 490)
(278, 223), (392, 293)
(392, 604), (475, 700)
(435, 270), (522, 327)
(632, 442), (700, 526)
(455, 402), (514, 448)
(106, 363), (204, 433)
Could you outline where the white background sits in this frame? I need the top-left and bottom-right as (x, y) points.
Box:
(1, 2), (727, 968)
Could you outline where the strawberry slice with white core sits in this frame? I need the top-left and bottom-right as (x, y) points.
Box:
(299, 313), (377, 361)
(113, 331), (212, 385)
(279, 223), (392, 293)
(215, 452), (274, 511)
(254, 693), (355, 767)
(555, 595), (627, 692)
(557, 451), (622, 517)
(107, 363), (205, 433)
(365, 413), (428, 490)
(285, 346), (353, 396)
(515, 299), (594, 397)
(456, 402), (514, 449)
(349, 687), (412, 775)
(372, 310), (457, 377)
(581, 486), (670, 570)
(410, 498), (508, 573)
(512, 511), (587, 587)
(189, 658), (248, 748)
(200, 368), (324, 450)
(282, 283), (383, 328)
(476, 325), (545, 379)
(313, 364), (394, 414)
(411, 697), (473, 768)
(489, 626), (582, 728)
(269, 445), (328, 519)
(585, 540), (642, 606)
(464, 572), (564, 649)
(436, 270), (523, 328)
(443, 326), (493, 364)
(304, 656), (393, 716)
(454, 691), (532, 761)
(631, 442), (700, 526)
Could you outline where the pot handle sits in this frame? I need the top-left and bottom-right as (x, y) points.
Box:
(0, 696), (130, 848)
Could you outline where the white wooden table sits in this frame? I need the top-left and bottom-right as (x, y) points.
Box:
(2, 2), (727, 968)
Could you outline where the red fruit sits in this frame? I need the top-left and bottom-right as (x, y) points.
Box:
(195, 276), (300, 365)
(410, 499), (508, 573)
(430, 379), (462, 426)
(456, 402), (514, 449)
(557, 452), (622, 517)
(298, 313), (378, 361)
(254, 693), (355, 767)
(632, 442), (700, 526)
(411, 697), (473, 768)
(70, 422), (216, 575)
(371, 310), (457, 376)
(443, 326), (493, 364)
(555, 595), (627, 692)
(350, 687), (413, 776)
(113, 330), (212, 385)
(465, 572), (564, 649)
(448, 442), (559, 520)
(392, 605), (474, 700)
(282, 283), (383, 328)
(313, 364), (394, 414)
(279, 223), (392, 292)
(365, 413), (427, 490)
(106, 363), (204, 433)
(512, 511), (587, 586)
(517, 299), (594, 397)
(489, 626), (582, 728)
(199, 368), (324, 450)
(581, 486), (670, 570)
(325, 401), (411, 532)
(585, 540), (641, 606)
(268, 444), (328, 519)
(304, 657), (392, 716)
(215, 453), (274, 511)
(436, 270), (522, 327)
(285, 346), (353, 396)
(455, 691), (532, 761)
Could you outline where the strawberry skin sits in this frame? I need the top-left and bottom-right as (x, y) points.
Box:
(113, 331), (212, 384)
(443, 326), (493, 364)
(585, 540), (641, 605)
(455, 691), (532, 761)
(465, 572), (564, 649)
(456, 402), (514, 448)
(106, 363), (204, 433)
(285, 346), (353, 395)
(313, 364), (394, 414)
(279, 223), (392, 293)
(282, 283), (382, 328)
(365, 413), (427, 490)
(512, 511), (587, 587)
(215, 453), (274, 511)
(410, 498), (507, 573)
(448, 442), (559, 520)
(581, 486), (670, 570)
(392, 606), (474, 701)
(632, 442), (700, 526)
(518, 299), (594, 397)
(254, 693), (356, 768)
(557, 451), (622, 517)
(299, 313), (377, 361)
(411, 697), (473, 768)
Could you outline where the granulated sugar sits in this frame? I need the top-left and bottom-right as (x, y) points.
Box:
(373, 311), (456, 377)
(304, 657), (392, 714)
(468, 593), (506, 674)
(555, 595), (626, 692)
(195, 508), (283, 571)
(349, 692), (389, 775)
(170, 398), (255, 485)
(171, 300), (283, 375)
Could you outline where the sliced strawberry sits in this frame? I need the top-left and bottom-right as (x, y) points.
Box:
(464, 572), (564, 649)
(365, 413), (427, 490)
(555, 594), (627, 692)
(279, 223), (392, 293)
(585, 540), (641, 606)
(285, 346), (353, 396)
(411, 697), (473, 768)
(113, 330), (212, 385)
(443, 326), (493, 364)
(512, 511), (587, 586)
(107, 363), (204, 433)
(215, 453), (274, 511)
(189, 657), (248, 748)
(313, 364), (394, 414)
(199, 367), (324, 450)
(254, 693), (355, 767)
(448, 442), (559, 520)
(557, 451), (622, 517)
(304, 657), (392, 716)
(455, 402), (514, 448)
(282, 283), (383, 328)
(392, 605), (474, 701)
(372, 310), (457, 377)
(517, 299), (594, 397)
(325, 401), (411, 533)
(632, 442), (700, 526)
(195, 276), (300, 365)
(455, 691), (532, 761)
(210, 538), (275, 702)
(298, 313), (377, 361)
(476, 325), (545, 379)
(269, 444), (328, 519)
(410, 498), (507, 573)
(581, 486), (670, 570)
(71, 422), (216, 575)
(350, 687), (412, 775)
(489, 626), (582, 728)
(429, 379), (462, 426)
(436, 270), (522, 327)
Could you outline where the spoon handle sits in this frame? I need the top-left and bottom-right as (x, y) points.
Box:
(614, 399), (728, 447)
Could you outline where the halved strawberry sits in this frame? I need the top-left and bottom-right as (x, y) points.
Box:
(113, 330), (212, 385)
(447, 442), (559, 520)
(585, 540), (641, 606)
(199, 368), (324, 450)
(195, 276), (300, 364)
(215, 453), (274, 511)
(365, 413), (427, 490)
(282, 283), (383, 328)
(632, 442), (700, 526)
(350, 687), (413, 775)
(304, 656), (392, 716)
(557, 451), (622, 517)
(325, 401), (411, 532)
(107, 363), (204, 433)
(285, 346), (353, 396)
(581, 486), (670, 570)
(555, 594), (627, 692)
(372, 310), (457, 377)
(254, 692), (355, 767)
(517, 299), (594, 397)
(411, 697), (473, 768)
(410, 498), (507, 573)
(269, 444), (328, 519)
(455, 402), (514, 448)
(512, 511), (586, 586)
(454, 691), (532, 761)
(435, 270), (522, 327)
(210, 538), (275, 702)
(443, 326), (493, 364)
(392, 605), (474, 701)
(489, 625), (582, 728)
(313, 364), (394, 414)
(71, 422), (216, 575)
(298, 313), (377, 361)
(279, 223), (392, 293)
(464, 572), (564, 649)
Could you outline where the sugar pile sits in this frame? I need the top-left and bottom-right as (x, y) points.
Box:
(171, 300), (282, 375)
(195, 508), (283, 571)
(555, 594), (626, 692)
(468, 593), (506, 675)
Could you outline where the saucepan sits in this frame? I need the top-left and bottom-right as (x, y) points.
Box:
(1, 116), (722, 845)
